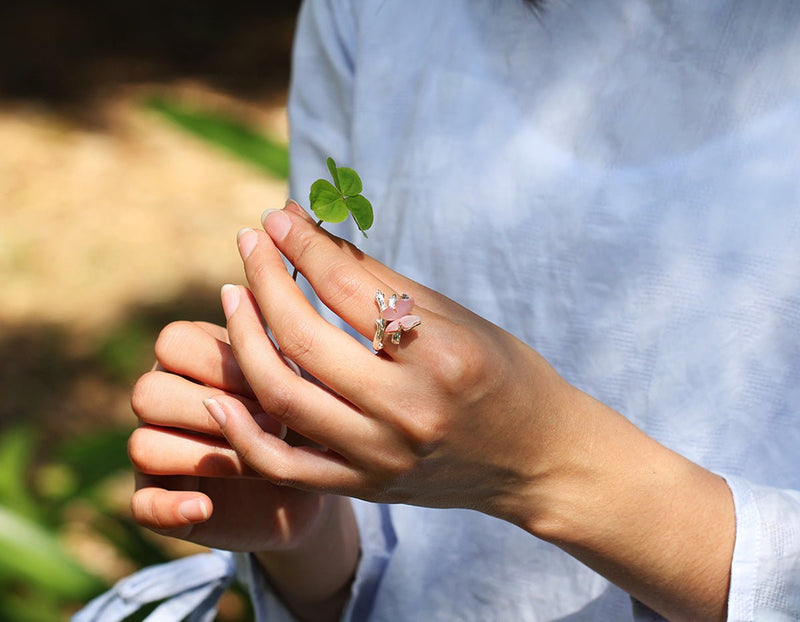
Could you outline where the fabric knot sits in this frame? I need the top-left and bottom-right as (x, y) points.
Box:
(72, 549), (236, 622)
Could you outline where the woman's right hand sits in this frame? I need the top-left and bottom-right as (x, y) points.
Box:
(128, 320), (358, 621)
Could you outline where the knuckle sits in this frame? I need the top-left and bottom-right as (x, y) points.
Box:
(402, 416), (447, 455)
(292, 225), (327, 268)
(321, 260), (363, 309)
(130, 371), (159, 418)
(131, 491), (168, 531)
(257, 379), (297, 426)
(248, 258), (270, 291)
(429, 330), (494, 395)
(129, 491), (150, 525)
(154, 320), (192, 364)
(126, 429), (149, 470)
(275, 319), (317, 365)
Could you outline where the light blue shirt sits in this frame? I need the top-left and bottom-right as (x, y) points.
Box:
(75, 1), (800, 620)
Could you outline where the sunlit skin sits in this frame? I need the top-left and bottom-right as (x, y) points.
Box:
(130, 201), (734, 622)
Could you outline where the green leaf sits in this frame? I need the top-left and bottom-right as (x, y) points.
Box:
(326, 157), (341, 191)
(0, 506), (104, 599)
(336, 167), (363, 197)
(345, 194), (374, 235)
(309, 179), (349, 223)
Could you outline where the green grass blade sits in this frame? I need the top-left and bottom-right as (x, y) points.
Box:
(144, 96), (289, 179)
(0, 506), (104, 599)
(0, 427), (41, 520)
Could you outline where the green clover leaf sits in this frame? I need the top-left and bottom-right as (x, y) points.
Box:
(309, 179), (349, 222)
(309, 157), (374, 236)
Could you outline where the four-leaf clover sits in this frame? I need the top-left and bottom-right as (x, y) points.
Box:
(309, 157), (374, 236)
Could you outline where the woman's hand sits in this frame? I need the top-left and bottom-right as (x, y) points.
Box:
(128, 321), (358, 621)
(212, 202), (734, 622)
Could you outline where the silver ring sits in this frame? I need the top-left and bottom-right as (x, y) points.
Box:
(373, 290), (421, 351)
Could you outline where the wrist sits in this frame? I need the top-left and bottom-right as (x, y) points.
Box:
(509, 389), (734, 621)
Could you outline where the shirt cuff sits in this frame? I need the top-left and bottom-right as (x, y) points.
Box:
(719, 473), (800, 621)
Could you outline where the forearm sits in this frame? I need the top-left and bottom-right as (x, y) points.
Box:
(254, 495), (359, 622)
(514, 388), (735, 622)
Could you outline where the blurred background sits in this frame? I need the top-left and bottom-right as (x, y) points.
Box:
(0, 1), (301, 619)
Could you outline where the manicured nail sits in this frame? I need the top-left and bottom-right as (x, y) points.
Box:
(261, 208), (281, 227)
(203, 398), (226, 428)
(261, 208), (292, 242)
(237, 227), (258, 260)
(178, 499), (209, 522)
(284, 199), (315, 222)
(220, 284), (240, 318)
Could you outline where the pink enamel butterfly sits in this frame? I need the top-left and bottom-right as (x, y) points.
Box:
(372, 290), (422, 351)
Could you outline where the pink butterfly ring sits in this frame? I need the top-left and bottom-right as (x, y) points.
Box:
(372, 290), (422, 351)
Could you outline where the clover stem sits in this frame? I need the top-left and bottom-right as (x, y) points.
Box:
(290, 219), (325, 281)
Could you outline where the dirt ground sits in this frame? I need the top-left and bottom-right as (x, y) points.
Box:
(1, 89), (288, 330)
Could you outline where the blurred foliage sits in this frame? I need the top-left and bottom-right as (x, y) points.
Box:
(0, 425), (140, 621)
(2, 83), (290, 622)
(0, 284), (251, 619)
(145, 95), (290, 179)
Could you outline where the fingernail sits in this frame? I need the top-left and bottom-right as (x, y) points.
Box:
(237, 227), (258, 260)
(284, 199), (315, 223)
(261, 208), (292, 243)
(220, 284), (240, 318)
(178, 499), (209, 522)
(203, 397), (226, 427)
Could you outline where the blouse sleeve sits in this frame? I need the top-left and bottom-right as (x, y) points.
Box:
(721, 475), (800, 621)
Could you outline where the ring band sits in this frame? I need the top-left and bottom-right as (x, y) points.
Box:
(373, 290), (421, 351)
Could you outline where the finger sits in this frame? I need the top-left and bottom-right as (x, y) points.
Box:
(237, 224), (394, 363)
(131, 485), (211, 536)
(258, 209), (400, 339)
(154, 320), (251, 396)
(204, 393), (366, 495)
(221, 286), (382, 446)
(255, 209), (436, 360)
(131, 370), (283, 437)
(128, 425), (260, 478)
(282, 200), (474, 322)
